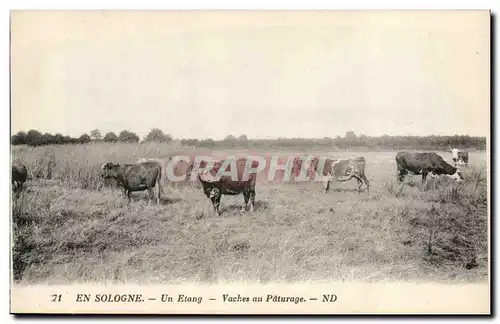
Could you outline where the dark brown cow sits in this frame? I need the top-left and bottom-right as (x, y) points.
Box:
(309, 156), (370, 193)
(12, 163), (28, 194)
(396, 151), (463, 184)
(196, 157), (258, 215)
(101, 161), (164, 204)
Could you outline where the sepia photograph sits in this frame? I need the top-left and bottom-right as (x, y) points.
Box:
(9, 9), (491, 314)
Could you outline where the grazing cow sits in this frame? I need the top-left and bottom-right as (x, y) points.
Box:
(396, 151), (463, 184)
(450, 148), (469, 167)
(309, 156), (370, 193)
(101, 161), (164, 204)
(12, 163), (28, 194)
(197, 157), (258, 215)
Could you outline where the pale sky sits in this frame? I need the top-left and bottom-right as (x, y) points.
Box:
(11, 10), (490, 140)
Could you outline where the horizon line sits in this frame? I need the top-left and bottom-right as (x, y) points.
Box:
(10, 128), (489, 141)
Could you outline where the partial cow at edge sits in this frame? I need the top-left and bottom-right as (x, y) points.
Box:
(396, 151), (463, 184)
(450, 147), (469, 167)
(309, 156), (370, 194)
(101, 161), (165, 204)
(12, 162), (28, 196)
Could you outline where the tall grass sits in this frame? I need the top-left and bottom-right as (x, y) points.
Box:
(11, 142), (194, 190)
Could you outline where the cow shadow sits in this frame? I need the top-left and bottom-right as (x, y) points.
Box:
(330, 188), (367, 193)
(126, 194), (182, 205)
(218, 200), (269, 215)
(159, 196), (183, 205)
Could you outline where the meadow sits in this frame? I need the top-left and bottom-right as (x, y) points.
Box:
(11, 143), (489, 284)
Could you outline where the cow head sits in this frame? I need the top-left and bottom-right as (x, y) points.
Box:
(198, 170), (218, 183)
(209, 188), (221, 198)
(101, 162), (120, 179)
(196, 159), (225, 183)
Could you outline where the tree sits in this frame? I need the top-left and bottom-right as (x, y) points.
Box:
(200, 138), (215, 148)
(78, 134), (91, 144)
(238, 134), (248, 141)
(344, 131), (357, 141)
(11, 131), (27, 145)
(63, 135), (75, 144)
(25, 129), (43, 146)
(53, 133), (65, 145)
(143, 128), (172, 143)
(181, 138), (199, 146)
(224, 134), (236, 141)
(103, 132), (118, 142)
(118, 130), (140, 143)
(41, 133), (55, 145)
(90, 129), (102, 141)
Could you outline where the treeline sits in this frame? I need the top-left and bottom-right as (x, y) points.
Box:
(10, 128), (172, 146)
(11, 129), (486, 151)
(181, 133), (486, 151)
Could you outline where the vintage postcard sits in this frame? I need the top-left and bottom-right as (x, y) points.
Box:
(9, 10), (490, 315)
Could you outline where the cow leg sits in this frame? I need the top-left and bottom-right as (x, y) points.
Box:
(323, 175), (331, 193)
(422, 171), (428, 185)
(147, 188), (154, 205)
(355, 177), (363, 194)
(249, 190), (256, 213)
(242, 192), (250, 212)
(216, 194), (222, 215)
(15, 181), (22, 193)
(210, 196), (217, 213)
(397, 169), (407, 183)
(12, 181), (19, 198)
(362, 174), (370, 193)
(211, 194), (221, 216)
(127, 190), (131, 203)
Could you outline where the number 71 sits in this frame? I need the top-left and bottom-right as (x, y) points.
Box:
(51, 294), (62, 302)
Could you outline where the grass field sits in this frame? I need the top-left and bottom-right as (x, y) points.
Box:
(11, 143), (489, 284)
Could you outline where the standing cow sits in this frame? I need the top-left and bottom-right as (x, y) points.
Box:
(12, 162), (28, 195)
(309, 156), (370, 193)
(396, 151), (463, 184)
(196, 157), (258, 215)
(101, 161), (164, 204)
